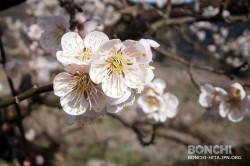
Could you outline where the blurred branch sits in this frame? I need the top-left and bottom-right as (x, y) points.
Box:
(0, 84), (53, 108)
(108, 113), (156, 146)
(59, 0), (83, 31)
(0, 36), (26, 144)
(178, 26), (211, 57)
(166, 123), (217, 145)
(0, 128), (21, 166)
(109, 114), (211, 147)
(165, 0), (172, 16)
(156, 47), (234, 79)
(157, 132), (198, 146)
(150, 14), (250, 31)
(0, 0), (26, 12)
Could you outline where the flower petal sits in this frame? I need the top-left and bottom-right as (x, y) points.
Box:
(102, 73), (127, 98)
(219, 102), (229, 118)
(145, 39), (160, 48)
(98, 39), (123, 54)
(159, 112), (167, 123)
(84, 31), (109, 53)
(137, 96), (155, 114)
(106, 104), (124, 113)
(124, 63), (146, 90)
(90, 91), (106, 112)
(56, 51), (82, 66)
(228, 110), (245, 122)
(147, 77), (166, 95)
(199, 93), (213, 108)
(64, 63), (89, 74)
(61, 32), (84, 58)
(107, 92), (135, 113)
(89, 57), (109, 84)
(40, 31), (62, 54)
(106, 89), (131, 106)
(230, 83), (246, 100)
(143, 66), (155, 84)
(60, 90), (89, 115)
(124, 94), (135, 107)
(53, 72), (74, 97)
(163, 93), (179, 118)
(79, 20), (99, 37)
(200, 84), (215, 94)
(123, 40), (149, 64)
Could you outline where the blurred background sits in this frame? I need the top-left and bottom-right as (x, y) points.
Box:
(0, 0), (250, 165)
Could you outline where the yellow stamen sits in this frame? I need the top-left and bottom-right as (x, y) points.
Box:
(105, 49), (133, 77)
(77, 47), (93, 61)
(146, 96), (159, 107)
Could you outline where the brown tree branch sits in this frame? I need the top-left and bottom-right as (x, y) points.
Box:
(59, 0), (83, 31)
(0, 84), (53, 108)
(0, 0), (26, 12)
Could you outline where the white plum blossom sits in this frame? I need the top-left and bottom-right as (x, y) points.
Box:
(53, 64), (107, 116)
(137, 92), (179, 123)
(137, 92), (164, 115)
(90, 39), (155, 98)
(54, 62), (136, 125)
(137, 78), (179, 123)
(207, 45), (216, 53)
(35, 155), (44, 166)
(27, 24), (42, 40)
(222, 10), (230, 18)
(196, 31), (206, 41)
(25, 129), (36, 141)
(38, 16), (70, 54)
(202, 6), (219, 17)
(199, 84), (227, 110)
(219, 83), (250, 122)
(56, 31), (109, 66)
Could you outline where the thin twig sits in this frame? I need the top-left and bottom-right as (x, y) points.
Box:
(108, 113), (156, 146)
(187, 64), (200, 93)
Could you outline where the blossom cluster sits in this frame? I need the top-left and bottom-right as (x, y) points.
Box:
(44, 17), (160, 124)
(189, 20), (249, 69)
(136, 78), (179, 123)
(199, 83), (250, 122)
